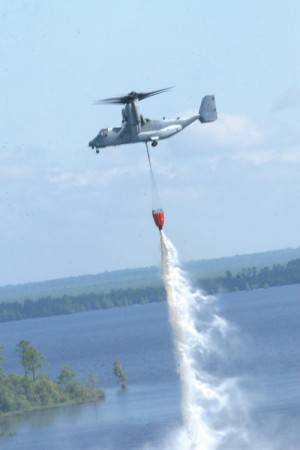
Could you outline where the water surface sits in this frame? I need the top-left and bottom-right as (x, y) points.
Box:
(1, 284), (300, 449)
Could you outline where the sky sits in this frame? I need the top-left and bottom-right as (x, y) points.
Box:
(1, 0), (300, 285)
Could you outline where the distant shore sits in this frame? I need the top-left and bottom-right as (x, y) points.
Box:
(0, 258), (299, 323)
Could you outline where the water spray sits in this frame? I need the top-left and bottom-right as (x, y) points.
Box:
(158, 232), (249, 450)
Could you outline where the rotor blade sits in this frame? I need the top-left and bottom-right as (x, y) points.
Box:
(94, 96), (126, 105)
(137, 86), (174, 101)
(94, 86), (174, 105)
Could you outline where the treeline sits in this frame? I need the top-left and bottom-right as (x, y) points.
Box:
(200, 258), (300, 294)
(1, 259), (300, 323)
(0, 341), (104, 418)
(0, 286), (165, 322)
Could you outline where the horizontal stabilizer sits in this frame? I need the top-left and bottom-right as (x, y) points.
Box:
(199, 95), (217, 123)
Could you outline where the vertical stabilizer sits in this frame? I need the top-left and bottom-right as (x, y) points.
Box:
(199, 95), (217, 123)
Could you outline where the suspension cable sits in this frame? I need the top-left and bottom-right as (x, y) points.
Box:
(145, 141), (153, 171)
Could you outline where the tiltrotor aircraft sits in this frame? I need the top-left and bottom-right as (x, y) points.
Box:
(88, 87), (217, 153)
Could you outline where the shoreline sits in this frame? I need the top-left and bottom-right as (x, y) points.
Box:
(1, 279), (300, 324)
(0, 394), (105, 423)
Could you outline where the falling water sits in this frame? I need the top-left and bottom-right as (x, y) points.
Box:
(159, 232), (249, 450)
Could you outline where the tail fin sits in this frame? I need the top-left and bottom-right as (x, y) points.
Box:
(199, 95), (217, 123)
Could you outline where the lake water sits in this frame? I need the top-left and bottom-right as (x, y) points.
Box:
(1, 284), (300, 449)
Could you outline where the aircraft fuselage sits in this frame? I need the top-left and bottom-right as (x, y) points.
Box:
(88, 115), (199, 149)
(88, 95), (217, 150)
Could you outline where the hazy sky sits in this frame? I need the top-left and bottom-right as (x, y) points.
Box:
(1, 0), (300, 285)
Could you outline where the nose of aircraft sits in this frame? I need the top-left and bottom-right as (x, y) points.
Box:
(89, 134), (106, 149)
(89, 138), (96, 148)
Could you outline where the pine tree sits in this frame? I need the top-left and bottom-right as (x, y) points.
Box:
(113, 359), (128, 390)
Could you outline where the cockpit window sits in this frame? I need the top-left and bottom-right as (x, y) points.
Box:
(99, 129), (108, 137)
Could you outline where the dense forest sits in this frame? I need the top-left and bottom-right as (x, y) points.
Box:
(0, 286), (165, 322)
(2, 246), (300, 304)
(200, 258), (300, 294)
(0, 341), (104, 419)
(0, 259), (300, 323)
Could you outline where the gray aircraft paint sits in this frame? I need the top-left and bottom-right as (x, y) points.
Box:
(89, 94), (217, 151)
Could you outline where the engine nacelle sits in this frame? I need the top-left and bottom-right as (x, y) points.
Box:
(122, 108), (127, 123)
(124, 101), (140, 125)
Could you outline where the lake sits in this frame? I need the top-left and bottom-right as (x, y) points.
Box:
(1, 284), (300, 449)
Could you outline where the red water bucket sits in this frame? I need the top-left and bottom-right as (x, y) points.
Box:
(152, 209), (165, 230)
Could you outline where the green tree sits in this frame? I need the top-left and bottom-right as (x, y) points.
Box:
(32, 376), (62, 406)
(113, 359), (128, 391)
(16, 340), (45, 381)
(57, 367), (76, 391)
